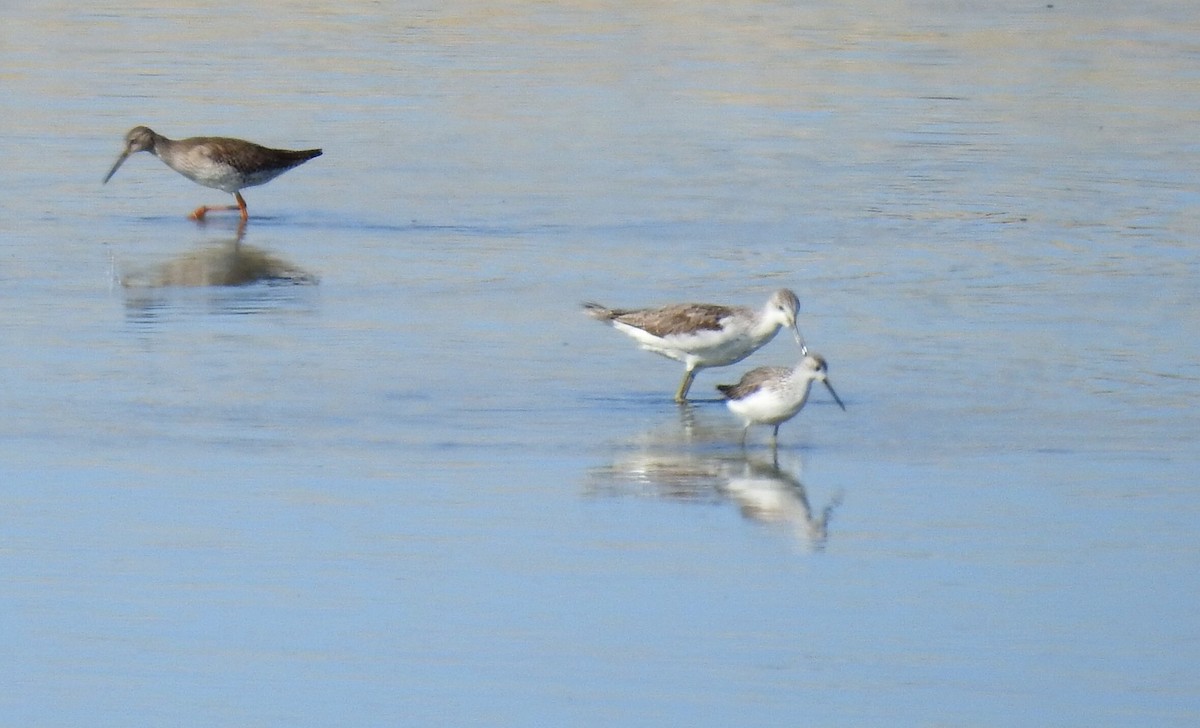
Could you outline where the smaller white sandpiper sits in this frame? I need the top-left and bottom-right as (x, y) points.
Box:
(717, 354), (846, 446)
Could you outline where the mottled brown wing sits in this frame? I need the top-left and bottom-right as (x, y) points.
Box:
(202, 137), (322, 174)
(717, 366), (789, 399)
(615, 303), (744, 338)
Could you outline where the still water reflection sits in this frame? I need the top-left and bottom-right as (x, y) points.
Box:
(119, 228), (317, 288)
(587, 406), (841, 551)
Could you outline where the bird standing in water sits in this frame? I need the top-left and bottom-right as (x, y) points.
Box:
(103, 126), (321, 222)
(718, 354), (846, 447)
(584, 289), (805, 403)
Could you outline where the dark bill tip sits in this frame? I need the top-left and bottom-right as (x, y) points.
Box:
(102, 152), (129, 184)
(824, 380), (846, 411)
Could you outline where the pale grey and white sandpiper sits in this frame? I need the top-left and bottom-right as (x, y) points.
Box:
(584, 289), (805, 403)
(717, 354), (845, 446)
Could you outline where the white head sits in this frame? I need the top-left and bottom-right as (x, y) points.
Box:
(800, 354), (845, 411)
(766, 289), (804, 352)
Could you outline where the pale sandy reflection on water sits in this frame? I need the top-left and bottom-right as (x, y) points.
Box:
(2, 1), (1198, 726)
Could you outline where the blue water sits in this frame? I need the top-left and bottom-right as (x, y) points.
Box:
(1, 1), (1198, 725)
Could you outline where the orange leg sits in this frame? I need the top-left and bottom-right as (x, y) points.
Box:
(188, 192), (249, 222)
(235, 191), (249, 222)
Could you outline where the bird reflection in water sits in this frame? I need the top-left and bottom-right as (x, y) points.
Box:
(118, 224), (317, 289)
(721, 452), (841, 551)
(586, 406), (841, 551)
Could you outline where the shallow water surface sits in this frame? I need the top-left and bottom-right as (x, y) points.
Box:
(1, 1), (1198, 726)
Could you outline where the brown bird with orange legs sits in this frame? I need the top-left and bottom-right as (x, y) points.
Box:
(103, 126), (321, 222)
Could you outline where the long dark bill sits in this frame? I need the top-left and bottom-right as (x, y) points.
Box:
(824, 379), (846, 411)
(791, 322), (808, 357)
(103, 151), (131, 184)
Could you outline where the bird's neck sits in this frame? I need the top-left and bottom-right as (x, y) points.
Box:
(785, 374), (816, 403)
(148, 131), (171, 158)
(751, 308), (783, 341)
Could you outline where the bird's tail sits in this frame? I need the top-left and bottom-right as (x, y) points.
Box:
(287, 148), (323, 163)
(582, 302), (618, 322)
